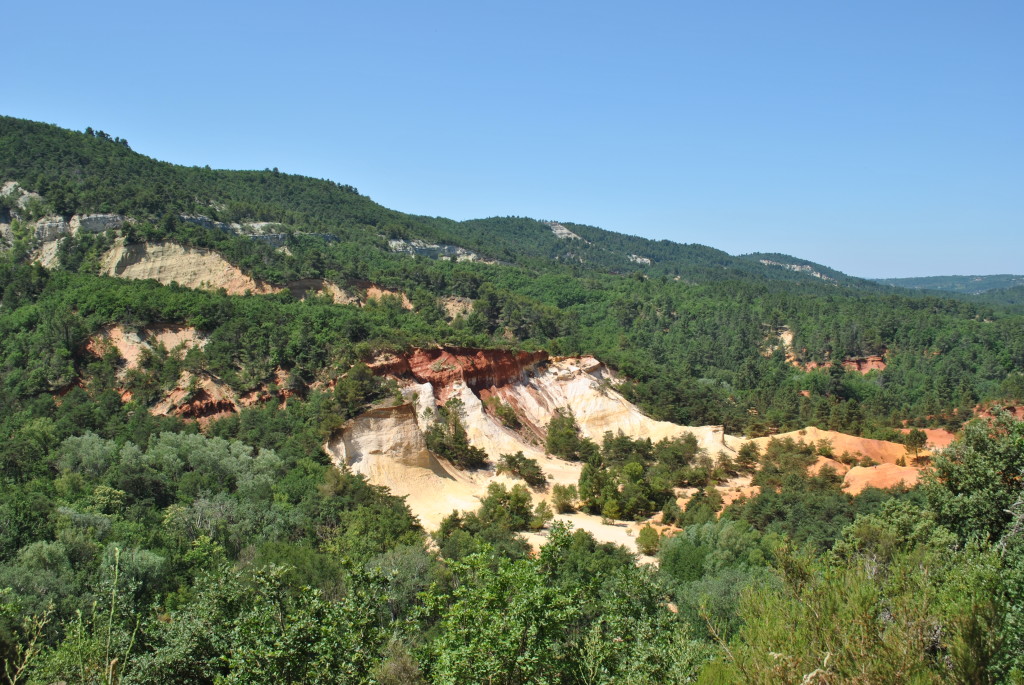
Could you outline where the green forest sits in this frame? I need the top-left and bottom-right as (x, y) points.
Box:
(1, 116), (1023, 682)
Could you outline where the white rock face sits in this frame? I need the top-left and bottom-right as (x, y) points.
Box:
(495, 357), (739, 455)
(330, 403), (437, 474)
(452, 383), (548, 461)
(70, 214), (124, 235)
(100, 240), (279, 295)
(388, 238), (482, 262)
(34, 216), (70, 242)
(235, 221), (285, 234)
(1, 181), (43, 211)
(284, 278), (359, 305)
(628, 254), (651, 265)
(179, 215), (232, 232)
(758, 259), (834, 282)
(324, 398), (484, 528)
(548, 222), (585, 241)
(32, 239), (64, 268)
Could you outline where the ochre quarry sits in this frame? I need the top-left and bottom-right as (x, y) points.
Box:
(151, 371), (239, 425)
(750, 426), (925, 493)
(370, 347), (549, 396)
(326, 350), (745, 554)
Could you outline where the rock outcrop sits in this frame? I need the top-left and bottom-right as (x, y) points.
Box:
(843, 463), (920, 495)
(324, 389), (484, 528)
(370, 347), (549, 394)
(357, 282), (414, 309)
(440, 296), (474, 320)
(547, 222), (585, 241)
(70, 213), (124, 235)
(100, 240), (279, 295)
(151, 371), (238, 424)
(0, 181), (42, 211)
(89, 324), (207, 371)
(388, 238), (484, 262)
(34, 216), (70, 242)
(842, 356), (887, 373)
(491, 357), (740, 454)
(285, 278), (358, 305)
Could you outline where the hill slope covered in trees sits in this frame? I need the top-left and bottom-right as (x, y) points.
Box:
(1, 115), (1023, 682)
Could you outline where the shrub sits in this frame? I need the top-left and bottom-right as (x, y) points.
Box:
(636, 524), (661, 556)
(496, 451), (547, 488)
(551, 484), (578, 513)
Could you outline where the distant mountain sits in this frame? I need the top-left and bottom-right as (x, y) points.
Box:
(874, 274), (1024, 295)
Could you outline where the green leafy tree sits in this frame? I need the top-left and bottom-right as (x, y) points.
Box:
(425, 399), (488, 470)
(904, 428), (928, 461)
(546, 408), (583, 459)
(636, 525), (661, 556)
(496, 451), (547, 488)
(421, 553), (579, 685)
(551, 484), (578, 514)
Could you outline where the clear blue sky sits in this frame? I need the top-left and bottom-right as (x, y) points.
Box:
(5, 1), (1022, 278)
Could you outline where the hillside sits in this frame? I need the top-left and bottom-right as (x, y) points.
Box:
(875, 273), (1024, 294)
(1, 115), (1023, 682)
(0, 115), (874, 284)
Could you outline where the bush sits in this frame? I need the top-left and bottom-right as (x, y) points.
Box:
(496, 451), (547, 488)
(637, 524), (661, 555)
(551, 484), (578, 513)
(531, 501), (554, 530)
(486, 397), (521, 429)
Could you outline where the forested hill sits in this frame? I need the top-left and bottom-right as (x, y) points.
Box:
(2, 113), (1023, 438)
(1, 115), (868, 285)
(2, 115), (1024, 682)
(875, 274), (1024, 295)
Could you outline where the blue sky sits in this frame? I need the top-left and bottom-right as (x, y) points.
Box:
(5, 1), (1021, 278)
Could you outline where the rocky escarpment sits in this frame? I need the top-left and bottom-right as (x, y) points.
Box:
(388, 238), (490, 263)
(370, 347), (550, 395)
(547, 222), (587, 242)
(324, 388), (485, 528)
(758, 259), (835, 282)
(88, 324), (207, 371)
(285, 278), (358, 305)
(100, 240), (279, 295)
(150, 371), (239, 424)
(71, 214), (125, 235)
(765, 327), (887, 374)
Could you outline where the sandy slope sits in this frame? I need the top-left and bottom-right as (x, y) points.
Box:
(495, 357), (742, 455)
(101, 240), (279, 295)
(326, 356), (744, 552)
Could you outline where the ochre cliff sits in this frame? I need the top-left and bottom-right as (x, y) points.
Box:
(370, 347), (549, 393)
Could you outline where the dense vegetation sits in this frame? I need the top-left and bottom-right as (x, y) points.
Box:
(1, 116), (1023, 682)
(875, 274), (1024, 295)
